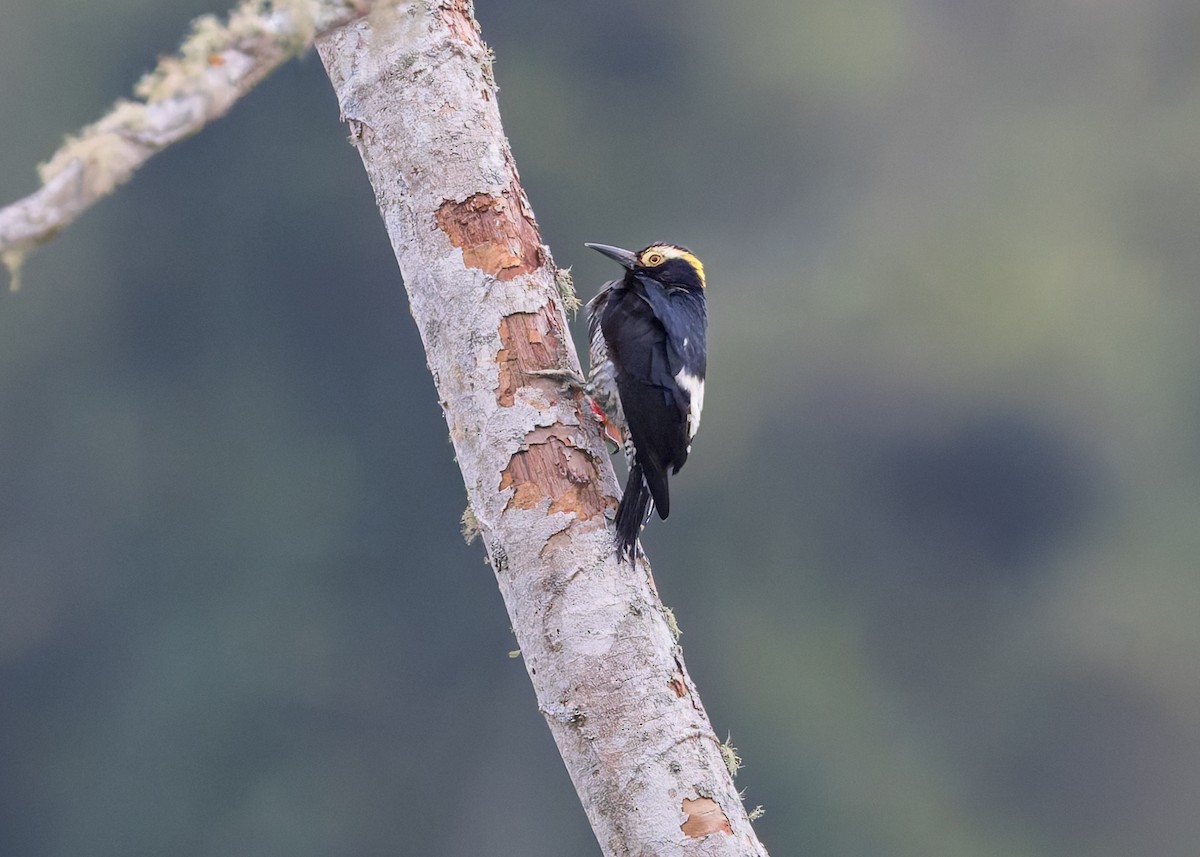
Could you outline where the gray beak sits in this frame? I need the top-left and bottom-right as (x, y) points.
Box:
(585, 242), (637, 269)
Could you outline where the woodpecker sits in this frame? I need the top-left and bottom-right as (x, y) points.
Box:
(584, 242), (708, 561)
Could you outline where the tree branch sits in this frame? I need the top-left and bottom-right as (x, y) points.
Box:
(317, 3), (769, 854)
(0, 0), (369, 289)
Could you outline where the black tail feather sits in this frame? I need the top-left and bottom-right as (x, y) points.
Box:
(615, 461), (655, 562)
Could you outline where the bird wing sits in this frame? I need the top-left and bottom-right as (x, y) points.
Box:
(585, 280), (634, 460)
(635, 274), (708, 379)
(586, 281), (614, 373)
(600, 286), (693, 518)
(634, 275), (708, 449)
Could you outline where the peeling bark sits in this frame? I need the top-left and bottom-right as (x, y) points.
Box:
(496, 308), (564, 406)
(681, 797), (735, 838)
(436, 186), (543, 280)
(317, 3), (769, 855)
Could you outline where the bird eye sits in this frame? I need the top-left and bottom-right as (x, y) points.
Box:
(642, 251), (666, 266)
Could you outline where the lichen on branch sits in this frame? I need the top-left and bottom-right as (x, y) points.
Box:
(0, 0), (371, 289)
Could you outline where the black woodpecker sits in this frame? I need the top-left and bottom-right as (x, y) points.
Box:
(584, 242), (708, 561)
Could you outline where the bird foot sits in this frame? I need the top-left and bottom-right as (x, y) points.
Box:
(526, 369), (621, 454)
(526, 367), (588, 391)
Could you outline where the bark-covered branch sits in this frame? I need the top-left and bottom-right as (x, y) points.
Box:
(0, 0), (369, 289)
(317, 3), (769, 854)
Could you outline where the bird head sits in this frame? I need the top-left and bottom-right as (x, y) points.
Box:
(585, 242), (706, 290)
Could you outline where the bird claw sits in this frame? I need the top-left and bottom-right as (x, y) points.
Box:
(526, 367), (587, 392)
(528, 368), (621, 452)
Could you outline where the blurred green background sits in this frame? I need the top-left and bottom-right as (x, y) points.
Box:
(3, 1), (1200, 855)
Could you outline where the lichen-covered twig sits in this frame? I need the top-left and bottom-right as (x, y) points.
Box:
(0, 0), (370, 290)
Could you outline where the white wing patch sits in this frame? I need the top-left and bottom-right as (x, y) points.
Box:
(675, 369), (705, 444)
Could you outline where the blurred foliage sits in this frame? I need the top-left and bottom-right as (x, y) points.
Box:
(3, 1), (1200, 855)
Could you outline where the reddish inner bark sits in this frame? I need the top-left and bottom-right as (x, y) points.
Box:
(680, 797), (734, 838)
(494, 311), (611, 521)
(435, 187), (542, 281)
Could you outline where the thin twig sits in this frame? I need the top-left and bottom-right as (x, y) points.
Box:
(0, 0), (370, 290)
